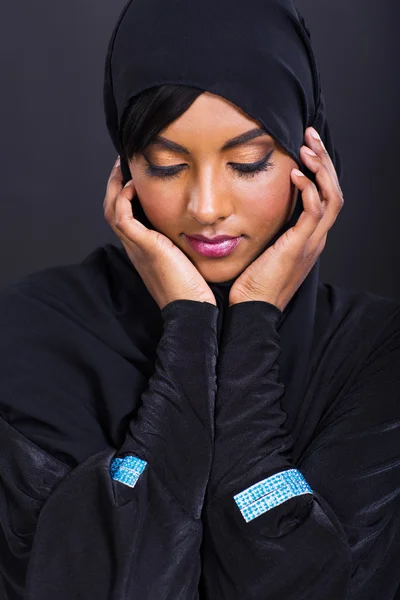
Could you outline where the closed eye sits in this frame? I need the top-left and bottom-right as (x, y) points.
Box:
(142, 149), (275, 180)
(228, 149), (275, 178)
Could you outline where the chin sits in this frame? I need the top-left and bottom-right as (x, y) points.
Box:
(194, 261), (244, 284)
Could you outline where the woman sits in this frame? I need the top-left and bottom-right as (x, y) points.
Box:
(1, 0), (399, 598)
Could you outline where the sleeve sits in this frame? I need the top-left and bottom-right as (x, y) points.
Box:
(199, 301), (400, 600)
(0, 299), (219, 600)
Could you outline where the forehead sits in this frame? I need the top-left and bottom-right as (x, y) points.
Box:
(156, 92), (275, 152)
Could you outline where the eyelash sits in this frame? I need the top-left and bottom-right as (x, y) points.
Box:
(143, 150), (274, 181)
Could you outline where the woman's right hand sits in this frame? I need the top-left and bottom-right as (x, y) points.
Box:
(104, 157), (217, 310)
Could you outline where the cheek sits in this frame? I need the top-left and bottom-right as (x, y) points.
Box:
(132, 175), (183, 228)
(236, 170), (293, 231)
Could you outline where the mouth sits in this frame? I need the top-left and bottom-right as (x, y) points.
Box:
(184, 234), (243, 258)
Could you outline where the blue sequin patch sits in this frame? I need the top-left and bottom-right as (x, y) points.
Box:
(233, 468), (313, 523)
(110, 455), (148, 488)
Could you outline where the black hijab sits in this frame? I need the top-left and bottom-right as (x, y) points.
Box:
(103, 0), (343, 436)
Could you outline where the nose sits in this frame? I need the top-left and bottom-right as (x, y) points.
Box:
(186, 171), (232, 225)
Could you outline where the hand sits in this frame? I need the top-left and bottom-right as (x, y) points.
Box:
(103, 157), (217, 310)
(229, 127), (344, 311)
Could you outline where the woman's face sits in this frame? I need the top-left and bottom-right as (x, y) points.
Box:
(128, 91), (300, 283)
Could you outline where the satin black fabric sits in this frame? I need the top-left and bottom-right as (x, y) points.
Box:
(0, 243), (400, 599)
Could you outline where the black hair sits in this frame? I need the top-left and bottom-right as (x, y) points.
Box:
(120, 84), (204, 162)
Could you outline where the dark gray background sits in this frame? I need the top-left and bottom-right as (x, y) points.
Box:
(1, 1), (399, 303)
(0, 2), (399, 599)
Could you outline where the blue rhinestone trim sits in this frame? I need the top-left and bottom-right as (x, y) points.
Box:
(233, 468), (313, 523)
(110, 455), (148, 488)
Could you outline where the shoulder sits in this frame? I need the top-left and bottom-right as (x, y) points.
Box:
(0, 243), (160, 345)
(315, 280), (400, 350)
(0, 243), (139, 320)
(0, 244), (160, 465)
(316, 279), (400, 324)
(312, 280), (400, 394)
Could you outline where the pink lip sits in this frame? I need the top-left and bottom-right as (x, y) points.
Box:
(189, 234), (238, 242)
(185, 235), (243, 257)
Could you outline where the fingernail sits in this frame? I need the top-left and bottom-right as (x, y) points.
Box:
(310, 128), (321, 140)
(292, 168), (305, 177)
(115, 156), (121, 167)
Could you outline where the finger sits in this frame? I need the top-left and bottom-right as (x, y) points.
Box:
(304, 127), (340, 187)
(108, 156), (123, 188)
(316, 232), (328, 255)
(289, 169), (324, 248)
(300, 145), (344, 248)
(103, 156), (123, 215)
(114, 181), (149, 245)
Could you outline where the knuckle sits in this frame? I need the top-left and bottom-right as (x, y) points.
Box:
(309, 203), (324, 220)
(294, 245), (308, 262)
(306, 237), (324, 259)
(107, 175), (119, 194)
(319, 236), (327, 252)
(317, 157), (327, 168)
(113, 211), (127, 229)
(104, 208), (113, 223)
(123, 180), (133, 191)
(336, 191), (344, 211)
(307, 180), (318, 194)
(120, 188), (133, 204)
(320, 145), (329, 158)
(153, 231), (172, 252)
(103, 201), (113, 221)
(115, 211), (130, 226)
(304, 245), (317, 261)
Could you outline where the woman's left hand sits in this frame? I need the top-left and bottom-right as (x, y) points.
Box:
(229, 126), (344, 311)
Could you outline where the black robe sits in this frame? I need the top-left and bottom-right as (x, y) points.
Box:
(0, 243), (399, 599)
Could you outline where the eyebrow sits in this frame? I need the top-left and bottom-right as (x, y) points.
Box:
(151, 128), (270, 154)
